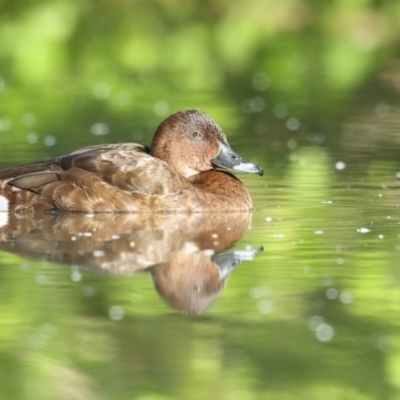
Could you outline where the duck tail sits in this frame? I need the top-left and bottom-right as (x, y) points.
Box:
(0, 159), (59, 212)
(0, 180), (17, 212)
(0, 174), (57, 213)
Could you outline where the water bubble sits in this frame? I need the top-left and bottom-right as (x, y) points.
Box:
(109, 305), (124, 321)
(357, 227), (371, 233)
(91, 122), (109, 136)
(314, 133), (326, 144)
(83, 286), (95, 297)
(315, 323), (334, 342)
(26, 132), (39, 144)
(298, 157), (307, 165)
(265, 217), (272, 222)
(71, 269), (82, 282)
(250, 286), (269, 298)
(78, 232), (92, 237)
(309, 315), (325, 330)
(289, 153), (298, 162)
(22, 113), (36, 126)
(154, 100), (169, 116)
(132, 293), (143, 304)
(273, 103), (288, 118)
(114, 90), (132, 106)
(258, 300), (273, 314)
(36, 273), (47, 284)
(326, 287), (339, 300)
(93, 82), (111, 99)
(242, 97), (265, 113)
(339, 291), (353, 304)
(252, 72), (269, 91)
(335, 161), (346, 170)
(286, 117), (300, 131)
(44, 135), (56, 146)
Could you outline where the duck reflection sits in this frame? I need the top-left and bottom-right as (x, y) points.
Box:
(0, 212), (262, 313)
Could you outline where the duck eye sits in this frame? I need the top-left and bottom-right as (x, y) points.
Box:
(192, 131), (201, 138)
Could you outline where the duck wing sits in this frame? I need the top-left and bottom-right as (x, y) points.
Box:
(1, 143), (190, 195)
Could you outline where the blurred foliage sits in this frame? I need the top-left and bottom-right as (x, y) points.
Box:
(1, 0), (400, 399)
(0, 0), (400, 165)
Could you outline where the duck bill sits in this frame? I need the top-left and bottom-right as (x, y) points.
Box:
(212, 246), (264, 280)
(211, 142), (263, 176)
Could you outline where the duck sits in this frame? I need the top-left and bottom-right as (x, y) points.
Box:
(0, 109), (263, 213)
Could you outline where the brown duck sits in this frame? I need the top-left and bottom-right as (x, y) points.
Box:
(0, 109), (263, 213)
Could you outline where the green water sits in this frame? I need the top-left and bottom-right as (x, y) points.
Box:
(1, 1), (400, 399)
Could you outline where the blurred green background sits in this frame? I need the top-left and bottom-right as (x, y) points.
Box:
(1, 1), (400, 399)
(1, 0), (400, 165)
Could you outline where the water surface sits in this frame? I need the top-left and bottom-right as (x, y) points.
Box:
(1, 1), (400, 398)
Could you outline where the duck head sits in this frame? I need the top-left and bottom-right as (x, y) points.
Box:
(150, 109), (263, 178)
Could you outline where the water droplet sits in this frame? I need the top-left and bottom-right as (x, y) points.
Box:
(242, 97), (265, 113)
(309, 315), (325, 330)
(83, 286), (95, 297)
(258, 300), (273, 314)
(252, 72), (269, 91)
(315, 323), (334, 342)
(273, 103), (288, 118)
(154, 100), (169, 116)
(26, 132), (39, 144)
(286, 117), (300, 131)
(339, 291), (353, 304)
(44, 135), (56, 146)
(335, 161), (346, 170)
(22, 113), (36, 126)
(71, 270), (82, 282)
(93, 82), (111, 99)
(326, 287), (338, 299)
(109, 306), (124, 321)
(91, 122), (109, 136)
